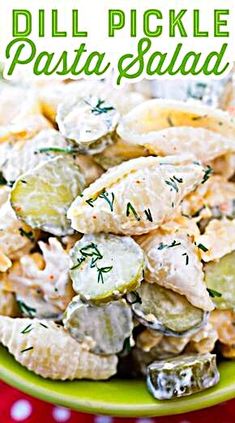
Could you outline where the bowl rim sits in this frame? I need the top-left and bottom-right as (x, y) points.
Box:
(1, 348), (235, 417)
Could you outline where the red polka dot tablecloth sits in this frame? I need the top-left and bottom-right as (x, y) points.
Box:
(0, 382), (234, 423)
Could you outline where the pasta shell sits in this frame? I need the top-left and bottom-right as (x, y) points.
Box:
(138, 231), (214, 311)
(0, 289), (18, 316)
(196, 218), (235, 262)
(117, 99), (235, 146)
(0, 83), (41, 127)
(208, 153), (235, 179)
(68, 155), (206, 236)
(0, 114), (51, 144)
(6, 238), (73, 311)
(186, 322), (218, 354)
(0, 317), (117, 380)
(0, 249), (11, 272)
(181, 176), (235, 219)
(119, 126), (235, 163)
(210, 310), (235, 346)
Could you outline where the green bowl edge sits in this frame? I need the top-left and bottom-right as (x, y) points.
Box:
(0, 346), (235, 417)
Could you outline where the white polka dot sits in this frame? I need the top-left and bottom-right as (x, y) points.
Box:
(10, 399), (32, 421)
(136, 419), (154, 423)
(52, 406), (71, 422)
(94, 417), (113, 423)
(180, 420), (191, 423)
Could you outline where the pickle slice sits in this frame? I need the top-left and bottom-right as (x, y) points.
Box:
(57, 95), (120, 147)
(63, 297), (133, 355)
(11, 156), (85, 236)
(204, 251), (235, 309)
(69, 234), (145, 304)
(130, 283), (207, 337)
(147, 353), (220, 400)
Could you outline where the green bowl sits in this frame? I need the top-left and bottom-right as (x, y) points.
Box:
(0, 345), (234, 417)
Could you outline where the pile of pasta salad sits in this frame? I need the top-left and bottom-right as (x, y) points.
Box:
(0, 74), (235, 400)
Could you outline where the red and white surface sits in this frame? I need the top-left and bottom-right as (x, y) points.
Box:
(0, 381), (234, 423)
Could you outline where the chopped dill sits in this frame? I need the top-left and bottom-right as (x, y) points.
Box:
(21, 324), (33, 334)
(197, 243), (209, 252)
(86, 198), (95, 207)
(37, 146), (79, 154)
(97, 266), (113, 284)
(99, 191), (115, 212)
(90, 98), (115, 115)
(158, 240), (181, 250)
(39, 323), (48, 329)
(70, 256), (86, 270)
(126, 202), (141, 221)
(165, 177), (179, 193)
(173, 176), (183, 183)
(144, 208), (153, 222)
(207, 288), (222, 298)
(202, 165), (213, 184)
(17, 301), (36, 318)
(20, 346), (34, 354)
(182, 252), (189, 265)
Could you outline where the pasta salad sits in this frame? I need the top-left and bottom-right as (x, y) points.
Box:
(0, 74), (235, 401)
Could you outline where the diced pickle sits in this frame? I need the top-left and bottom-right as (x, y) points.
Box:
(147, 353), (220, 400)
(11, 157), (85, 236)
(63, 297), (133, 355)
(130, 283), (207, 337)
(204, 251), (235, 309)
(69, 234), (145, 304)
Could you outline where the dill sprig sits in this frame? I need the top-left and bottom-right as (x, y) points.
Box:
(182, 252), (189, 265)
(126, 202), (141, 221)
(158, 240), (181, 250)
(20, 346), (34, 354)
(165, 177), (179, 193)
(17, 301), (36, 318)
(144, 208), (153, 222)
(86, 198), (95, 207)
(70, 256), (86, 270)
(202, 165), (213, 184)
(36, 146), (80, 154)
(80, 243), (103, 259)
(207, 288), (222, 298)
(172, 176), (183, 183)
(97, 266), (113, 284)
(90, 99), (115, 115)
(39, 323), (48, 329)
(99, 191), (115, 212)
(197, 243), (209, 252)
(21, 324), (33, 334)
